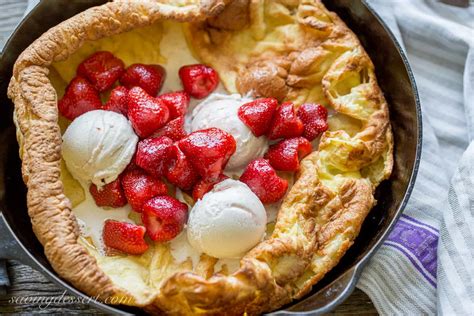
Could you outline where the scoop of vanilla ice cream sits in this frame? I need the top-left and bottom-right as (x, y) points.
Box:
(191, 94), (268, 172)
(62, 110), (138, 186)
(187, 179), (267, 258)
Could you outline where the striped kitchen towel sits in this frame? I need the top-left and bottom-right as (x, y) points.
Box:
(0, 0), (27, 49)
(359, 0), (474, 314)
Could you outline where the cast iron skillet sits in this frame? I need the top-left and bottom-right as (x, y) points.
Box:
(0, 0), (422, 314)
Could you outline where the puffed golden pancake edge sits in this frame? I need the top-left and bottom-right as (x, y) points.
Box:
(7, 0), (393, 315)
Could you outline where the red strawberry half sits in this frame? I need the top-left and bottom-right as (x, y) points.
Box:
(128, 86), (170, 138)
(267, 102), (304, 140)
(142, 196), (188, 242)
(58, 76), (102, 121)
(121, 169), (168, 212)
(192, 174), (229, 201)
(89, 178), (127, 208)
(179, 64), (219, 99)
(165, 145), (199, 191)
(102, 220), (149, 255)
(153, 116), (187, 141)
(104, 86), (129, 116)
(297, 103), (329, 140)
(158, 91), (190, 120)
(125, 155), (140, 173)
(240, 158), (288, 204)
(265, 137), (312, 171)
(135, 136), (173, 178)
(77, 51), (125, 92)
(178, 128), (236, 182)
(238, 98), (278, 136)
(120, 63), (166, 97)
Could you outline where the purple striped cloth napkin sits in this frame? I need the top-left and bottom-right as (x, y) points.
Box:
(359, 1), (474, 314)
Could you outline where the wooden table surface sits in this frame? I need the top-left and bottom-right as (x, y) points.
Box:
(0, 1), (377, 314)
(0, 260), (377, 315)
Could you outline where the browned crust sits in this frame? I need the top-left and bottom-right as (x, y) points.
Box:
(7, 0), (393, 315)
(7, 0), (228, 307)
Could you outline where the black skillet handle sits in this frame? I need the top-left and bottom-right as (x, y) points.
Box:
(269, 265), (362, 315)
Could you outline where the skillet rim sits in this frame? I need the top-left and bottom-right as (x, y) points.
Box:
(0, 0), (422, 314)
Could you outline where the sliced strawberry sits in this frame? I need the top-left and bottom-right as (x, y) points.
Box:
(267, 102), (304, 140)
(121, 169), (168, 212)
(125, 155), (140, 172)
(102, 220), (148, 255)
(165, 145), (199, 191)
(238, 98), (278, 137)
(120, 63), (166, 97)
(178, 128), (236, 182)
(153, 116), (187, 141)
(142, 196), (188, 242)
(135, 136), (174, 178)
(128, 86), (170, 138)
(77, 51), (125, 92)
(58, 76), (102, 121)
(179, 64), (219, 99)
(158, 91), (190, 119)
(297, 103), (329, 140)
(89, 178), (127, 208)
(103, 86), (129, 116)
(240, 158), (288, 204)
(265, 137), (312, 171)
(192, 174), (228, 201)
